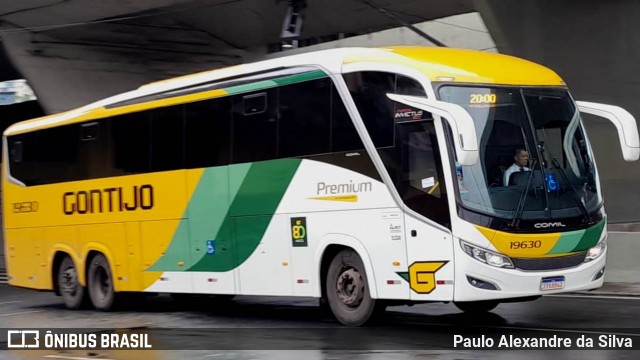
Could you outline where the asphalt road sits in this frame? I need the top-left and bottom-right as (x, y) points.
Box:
(1, 284), (640, 359)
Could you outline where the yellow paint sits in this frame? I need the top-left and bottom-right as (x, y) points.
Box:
(5, 89), (228, 136)
(408, 261), (446, 294)
(3, 168), (205, 291)
(140, 64), (245, 90)
(392, 261), (401, 266)
(475, 225), (561, 257)
(345, 47), (566, 86)
(308, 194), (358, 202)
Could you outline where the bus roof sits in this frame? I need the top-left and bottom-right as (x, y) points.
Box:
(5, 46), (565, 136)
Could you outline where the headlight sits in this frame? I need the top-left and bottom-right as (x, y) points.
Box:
(585, 238), (607, 262)
(460, 240), (514, 269)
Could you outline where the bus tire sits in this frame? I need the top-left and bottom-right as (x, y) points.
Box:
(326, 249), (382, 326)
(57, 256), (87, 309)
(454, 300), (499, 314)
(87, 254), (116, 311)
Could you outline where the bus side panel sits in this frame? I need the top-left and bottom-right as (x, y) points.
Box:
(404, 215), (454, 301)
(125, 221), (143, 291)
(141, 219), (190, 293)
(5, 228), (39, 288)
(187, 166), (236, 295)
(273, 159), (409, 300)
(237, 215), (292, 296)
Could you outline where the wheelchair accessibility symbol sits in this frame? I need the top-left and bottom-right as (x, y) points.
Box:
(206, 240), (215, 255)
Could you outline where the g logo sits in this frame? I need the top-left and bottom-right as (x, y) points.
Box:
(408, 261), (447, 294)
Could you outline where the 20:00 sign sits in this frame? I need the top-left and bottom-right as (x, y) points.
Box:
(469, 93), (497, 104)
(509, 240), (542, 249)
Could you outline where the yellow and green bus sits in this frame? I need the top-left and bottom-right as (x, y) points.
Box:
(3, 47), (638, 326)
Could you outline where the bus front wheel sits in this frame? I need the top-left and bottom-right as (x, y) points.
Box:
(454, 300), (499, 314)
(326, 249), (383, 326)
(87, 254), (116, 311)
(57, 256), (87, 309)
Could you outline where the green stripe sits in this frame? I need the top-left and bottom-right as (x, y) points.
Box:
(223, 70), (327, 95)
(572, 219), (606, 252)
(225, 80), (279, 95)
(189, 159), (301, 271)
(273, 70), (327, 86)
(547, 230), (584, 254)
(147, 166), (250, 272)
(148, 159), (301, 273)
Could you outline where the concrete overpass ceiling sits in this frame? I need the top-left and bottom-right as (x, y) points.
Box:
(2, 0), (475, 49)
(0, 42), (21, 81)
(0, 0), (475, 112)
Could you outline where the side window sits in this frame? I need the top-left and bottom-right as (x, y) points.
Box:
(232, 89), (278, 163)
(344, 72), (428, 148)
(150, 105), (184, 172)
(344, 72), (396, 147)
(78, 121), (110, 180)
(386, 121), (450, 227)
(185, 97), (232, 168)
(112, 112), (151, 175)
(331, 85), (365, 153)
(8, 133), (44, 185)
(278, 78), (331, 158)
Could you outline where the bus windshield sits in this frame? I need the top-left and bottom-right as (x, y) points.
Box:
(438, 85), (600, 225)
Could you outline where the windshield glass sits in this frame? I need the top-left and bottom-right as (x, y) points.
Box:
(438, 86), (600, 222)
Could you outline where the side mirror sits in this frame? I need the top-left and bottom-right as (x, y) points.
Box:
(387, 94), (478, 165)
(576, 101), (640, 161)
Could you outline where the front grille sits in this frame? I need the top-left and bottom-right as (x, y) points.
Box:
(512, 252), (587, 271)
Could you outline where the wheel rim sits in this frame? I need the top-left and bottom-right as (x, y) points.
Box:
(335, 267), (365, 308)
(60, 266), (78, 296)
(94, 265), (111, 299)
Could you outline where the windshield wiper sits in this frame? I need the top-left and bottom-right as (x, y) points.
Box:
(510, 159), (538, 229)
(551, 158), (592, 223)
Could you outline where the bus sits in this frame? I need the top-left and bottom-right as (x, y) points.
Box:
(3, 47), (639, 326)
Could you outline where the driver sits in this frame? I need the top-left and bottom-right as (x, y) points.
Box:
(503, 148), (531, 185)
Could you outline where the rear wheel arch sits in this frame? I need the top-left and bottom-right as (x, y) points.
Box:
(316, 235), (379, 300)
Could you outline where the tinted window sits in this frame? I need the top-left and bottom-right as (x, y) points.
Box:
(150, 105), (184, 172)
(185, 97), (232, 168)
(232, 90), (278, 163)
(279, 79), (331, 157)
(331, 85), (364, 152)
(112, 112), (150, 174)
(344, 72), (427, 148)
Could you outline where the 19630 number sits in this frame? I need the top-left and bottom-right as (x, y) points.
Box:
(509, 240), (542, 249)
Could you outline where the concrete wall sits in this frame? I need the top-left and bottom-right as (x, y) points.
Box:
(604, 232), (640, 283)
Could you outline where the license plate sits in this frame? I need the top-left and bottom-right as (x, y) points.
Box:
(540, 276), (565, 291)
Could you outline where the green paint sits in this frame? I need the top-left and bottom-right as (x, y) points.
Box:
(189, 158), (301, 271)
(225, 80), (278, 95)
(149, 159), (300, 273)
(147, 167), (243, 271)
(273, 70), (327, 86)
(145, 220), (191, 272)
(397, 272), (410, 282)
(223, 70), (327, 95)
(572, 219), (606, 252)
(547, 230), (584, 255)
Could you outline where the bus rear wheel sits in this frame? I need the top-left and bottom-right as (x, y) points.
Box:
(326, 249), (383, 326)
(454, 300), (499, 314)
(57, 256), (87, 309)
(87, 254), (116, 311)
